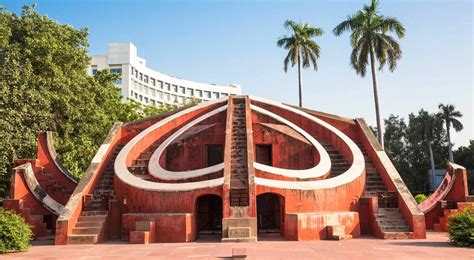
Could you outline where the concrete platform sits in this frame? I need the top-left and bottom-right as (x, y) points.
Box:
(3, 232), (472, 259)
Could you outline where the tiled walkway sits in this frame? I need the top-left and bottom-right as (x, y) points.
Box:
(4, 232), (472, 259)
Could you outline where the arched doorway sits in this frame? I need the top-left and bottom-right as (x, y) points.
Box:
(257, 193), (284, 236)
(196, 194), (222, 238)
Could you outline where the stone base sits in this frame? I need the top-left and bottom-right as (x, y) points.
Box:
(232, 248), (247, 260)
(327, 225), (352, 240)
(222, 237), (257, 242)
(222, 217), (257, 242)
(130, 231), (150, 244)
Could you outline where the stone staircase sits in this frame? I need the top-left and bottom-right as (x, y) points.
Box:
(17, 203), (52, 239)
(433, 201), (474, 232)
(229, 98), (249, 207)
(67, 144), (123, 244)
(128, 143), (161, 180)
(321, 142), (350, 177)
(355, 142), (412, 239)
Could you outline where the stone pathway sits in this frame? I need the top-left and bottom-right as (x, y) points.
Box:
(4, 232), (472, 259)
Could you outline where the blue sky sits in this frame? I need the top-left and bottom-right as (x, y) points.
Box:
(3, 0), (473, 148)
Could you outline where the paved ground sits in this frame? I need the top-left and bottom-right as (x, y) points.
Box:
(3, 232), (472, 259)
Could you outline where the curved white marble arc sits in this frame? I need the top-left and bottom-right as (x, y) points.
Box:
(249, 96), (365, 190)
(251, 105), (330, 179)
(14, 163), (65, 215)
(148, 105), (227, 180)
(114, 98), (228, 192)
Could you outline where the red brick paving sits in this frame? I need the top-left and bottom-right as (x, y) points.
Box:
(3, 232), (472, 259)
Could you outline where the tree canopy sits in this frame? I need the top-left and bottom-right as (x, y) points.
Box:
(333, 0), (405, 76)
(0, 5), (183, 197)
(384, 110), (450, 193)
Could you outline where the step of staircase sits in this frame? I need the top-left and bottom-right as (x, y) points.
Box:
(68, 234), (99, 244)
(229, 98), (249, 207)
(73, 227), (102, 234)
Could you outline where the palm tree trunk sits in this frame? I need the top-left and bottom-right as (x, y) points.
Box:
(297, 51), (303, 107)
(428, 142), (436, 190)
(369, 48), (384, 149)
(447, 123), (454, 162)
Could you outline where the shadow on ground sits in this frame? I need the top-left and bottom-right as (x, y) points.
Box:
(389, 241), (453, 248)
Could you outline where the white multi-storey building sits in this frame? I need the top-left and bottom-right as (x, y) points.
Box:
(88, 42), (241, 106)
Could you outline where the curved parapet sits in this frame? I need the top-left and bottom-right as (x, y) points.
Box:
(14, 163), (64, 215)
(419, 166), (457, 213)
(250, 96), (365, 190)
(420, 162), (470, 229)
(45, 132), (79, 184)
(115, 98), (228, 192)
(251, 105), (331, 180)
(148, 105), (227, 181)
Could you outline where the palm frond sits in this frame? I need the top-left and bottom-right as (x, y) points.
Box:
(379, 16), (406, 38)
(451, 118), (463, 132)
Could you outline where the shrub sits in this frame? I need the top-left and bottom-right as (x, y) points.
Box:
(448, 207), (474, 247)
(414, 194), (428, 204)
(0, 208), (32, 253)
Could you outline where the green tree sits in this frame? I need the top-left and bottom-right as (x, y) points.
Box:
(384, 110), (449, 193)
(0, 5), (140, 197)
(384, 115), (411, 186)
(454, 140), (474, 194)
(277, 20), (323, 107)
(414, 110), (442, 190)
(438, 103), (463, 162)
(333, 0), (405, 149)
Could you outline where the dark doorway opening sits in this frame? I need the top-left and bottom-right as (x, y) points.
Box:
(206, 144), (223, 167)
(256, 144), (272, 166)
(257, 193), (284, 236)
(196, 195), (223, 237)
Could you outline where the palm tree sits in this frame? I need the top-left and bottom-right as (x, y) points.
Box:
(418, 111), (441, 187)
(333, 0), (405, 149)
(438, 103), (463, 162)
(277, 20), (323, 107)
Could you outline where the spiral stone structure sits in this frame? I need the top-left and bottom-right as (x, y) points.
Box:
(6, 95), (435, 245)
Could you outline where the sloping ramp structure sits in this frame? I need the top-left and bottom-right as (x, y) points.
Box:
(419, 163), (474, 231)
(3, 132), (78, 239)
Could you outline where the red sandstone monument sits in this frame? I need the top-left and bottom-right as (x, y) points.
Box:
(3, 96), (472, 244)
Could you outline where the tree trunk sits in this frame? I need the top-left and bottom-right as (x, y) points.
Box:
(297, 50), (303, 107)
(447, 122), (454, 162)
(428, 142), (436, 190)
(369, 48), (384, 149)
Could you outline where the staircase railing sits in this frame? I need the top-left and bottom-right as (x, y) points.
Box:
(356, 118), (426, 238)
(55, 122), (123, 245)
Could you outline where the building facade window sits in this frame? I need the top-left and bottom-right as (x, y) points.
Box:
(187, 88), (194, 96)
(91, 65), (98, 75)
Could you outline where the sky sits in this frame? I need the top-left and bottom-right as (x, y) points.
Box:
(3, 0), (473, 148)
